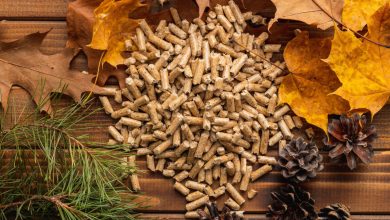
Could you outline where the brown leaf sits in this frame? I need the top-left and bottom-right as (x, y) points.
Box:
(0, 32), (106, 113)
(279, 31), (349, 133)
(67, 0), (128, 88)
(196, 0), (210, 18)
(269, 0), (344, 30)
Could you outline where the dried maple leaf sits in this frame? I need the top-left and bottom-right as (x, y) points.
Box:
(327, 4), (390, 116)
(279, 31), (349, 133)
(67, 0), (129, 88)
(0, 32), (106, 113)
(195, 0), (210, 18)
(89, 0), (146, 67)
(269, 0), (344, 30)
(342, 0), (389, 31)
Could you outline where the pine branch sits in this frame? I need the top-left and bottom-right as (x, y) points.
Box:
(0, 195), (68, 210)
(0, 93), (138, 220)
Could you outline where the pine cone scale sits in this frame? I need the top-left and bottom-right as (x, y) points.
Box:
(328, 121), (345, 142)
(346, 153), (356, 170)
(329, 143), (344, 158)
(352, 146), (372, 164)
(319, 203), (351, 220)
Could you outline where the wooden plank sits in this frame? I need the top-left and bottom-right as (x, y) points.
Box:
(0, 0), (69, 20)
(133, 151), (390, 213)
(134, 173), (390, 213)
(141, 213), (390, 220)
(0, 21), (67, 54)
(4, 146), (390, 213)
(0, 0), (275, 20)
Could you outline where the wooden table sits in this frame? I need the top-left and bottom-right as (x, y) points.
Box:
(1, 0), (390, 219)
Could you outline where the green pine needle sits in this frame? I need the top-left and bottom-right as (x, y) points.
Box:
(0, 91), (139, 220)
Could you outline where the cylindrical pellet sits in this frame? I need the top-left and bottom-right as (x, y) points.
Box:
(226, 183), (245, 205)
(174, 182), (190, 196)
(251, 164), (272, 181)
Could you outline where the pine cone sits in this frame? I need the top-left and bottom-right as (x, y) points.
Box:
(267, 184), (317, 220)
(197, 202), (242, 220)
(319, 203), (351, 220)
(325, 113), (377, 170)
(278, 137), (324, 183)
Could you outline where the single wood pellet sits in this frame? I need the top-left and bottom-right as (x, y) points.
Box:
(247, 189), (258, 199)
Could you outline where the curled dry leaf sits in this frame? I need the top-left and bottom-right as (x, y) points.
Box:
(67, 0), (128, 88)
(327, 3), (390, 116)
(342, 0), (389, 32)
(196, 0), (210, 18)
(0, 32), (106, 113)
(269, 0), (344, 30)
(279, 31), (349, 133)
(89, 0), (146, 67)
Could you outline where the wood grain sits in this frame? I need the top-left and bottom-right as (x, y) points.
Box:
(0, 21), (67, 54)
(1, 0), (390, 218)
(0, 0), (69, 20)
(0, 0), (274, 20)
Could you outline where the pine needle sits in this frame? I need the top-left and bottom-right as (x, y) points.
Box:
(0, 91), (138, 220)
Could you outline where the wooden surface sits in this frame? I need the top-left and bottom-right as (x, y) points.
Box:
(1, 0), (390, 219)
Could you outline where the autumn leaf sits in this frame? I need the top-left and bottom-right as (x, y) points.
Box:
(269, 0), (344, 30)
(89, 0), (146, 67)
(342, 0), (389, 31)
(196, 0), (210, 18)
(279, 31), (349, 132)
(327, 4), (390, 116)
(67, 0), (129, 88)
(0, 32), (106, 113)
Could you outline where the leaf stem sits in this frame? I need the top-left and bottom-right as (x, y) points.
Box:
(312, 0), (390, 48)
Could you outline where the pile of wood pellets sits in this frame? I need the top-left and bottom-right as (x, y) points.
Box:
(98, 1), (307, 218)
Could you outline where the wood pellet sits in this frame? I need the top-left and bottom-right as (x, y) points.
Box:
(98, 1), (307, 216)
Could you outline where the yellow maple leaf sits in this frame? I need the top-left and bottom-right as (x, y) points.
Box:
(88, 0), (146, 67)
(342, 0), (389, 31)
(279, 31), (349, 133)
(328, 4), (390, 116)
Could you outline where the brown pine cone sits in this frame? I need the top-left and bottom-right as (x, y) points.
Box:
(197, 202), (243, 220)
(278, 137), (324, 183)
(319, 203), (351, 220)
(267, 184), (317, 220)
(325, 113), (377, 170)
